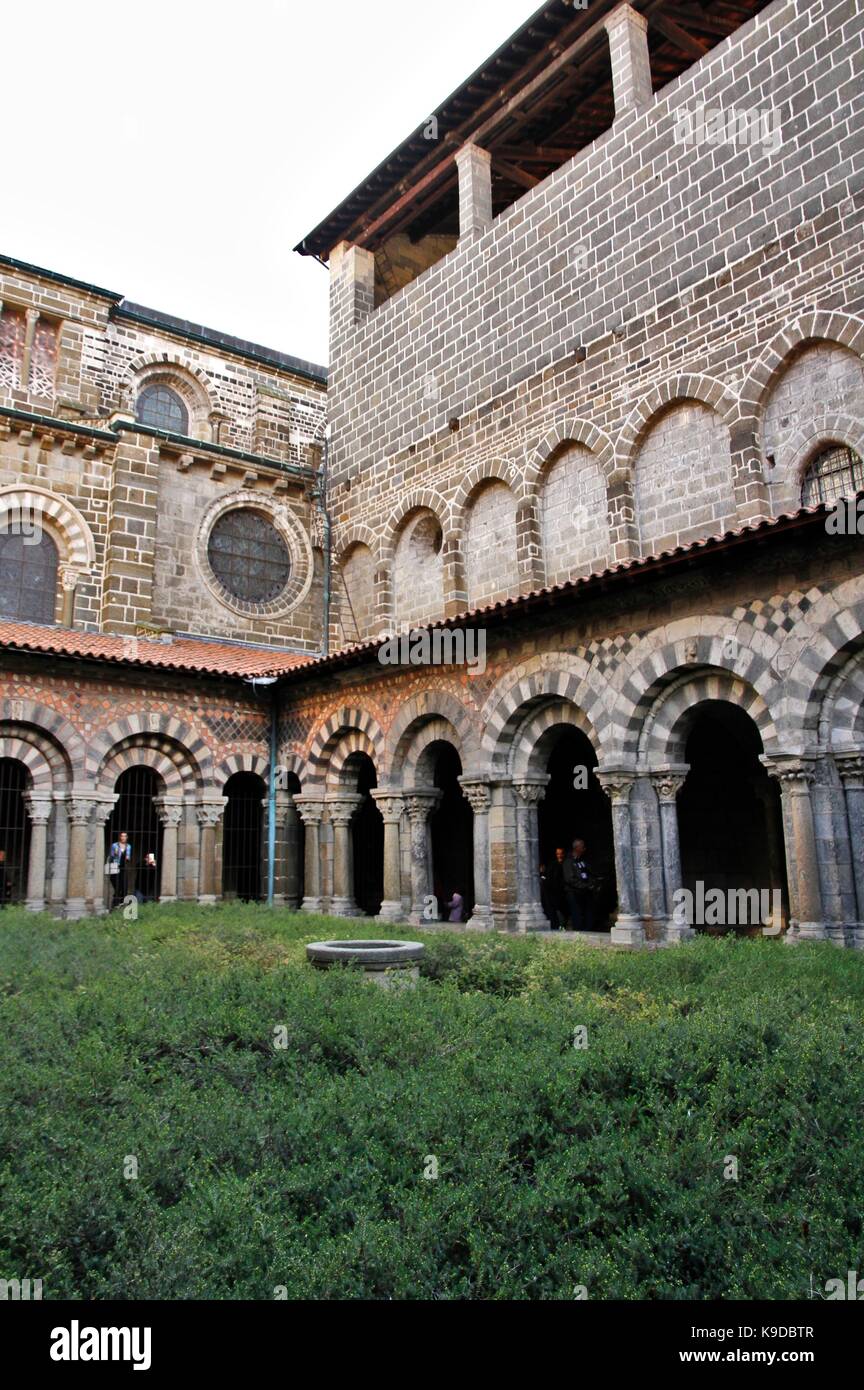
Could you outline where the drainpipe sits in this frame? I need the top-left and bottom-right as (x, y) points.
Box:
(313, 423), (332, 658)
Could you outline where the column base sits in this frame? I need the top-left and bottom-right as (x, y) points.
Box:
(25, 898), (46, 913)
(197, 895), (217, 907)
(515, 902), (549, 934)
(466, 906), (495, 932)
(64, 898), (87, 920)
(851, 924), (864, 950)
(663, 919), (696, 945)
(378, 901), (405, 923)
(301, 897), (323, 914)
(611, 915), (645, 947)
(329, 898), (361, 918)
(159, 895), (177, 905)
(793, 921), (827, 941)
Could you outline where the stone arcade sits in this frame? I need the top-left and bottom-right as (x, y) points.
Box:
(1, 0), (863, 946)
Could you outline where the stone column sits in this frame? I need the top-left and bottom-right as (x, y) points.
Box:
(604, 4), (653, 120)
(649, 766), (692, 943)
(762, 756), (825, 941)
(22, 793), (52, 913)
(154, 798), (183, 903)
(196, 800), (227, 905)
(58, 564), (79, 626)
(274, 794), (301, 908)
(295, 797), (325, 913)
(596, 770), (644, 946)
(327, 793), (364, 917)
(836, 751), (864, 949)
(90, 797), (118, 914)
(330, 241), (376, 327)
(64, 796), (93, 920)
(460, 777), (494, 931)
(512, 777), (550, 933)
(405, 791), (441, 925)
(456, 143), (493, 242)
(372, 790), (406, 923)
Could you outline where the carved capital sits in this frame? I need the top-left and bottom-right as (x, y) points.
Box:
(649, 765), (690, 804)
(512, 777), (548, 807)
(58, 563), (83, 593)
(65, 798), (93, 827)
(761, 755), (818, 792)
(595, 769), (637, 806)
(326, 794), (364, 826)
(459, 778), (491, 815)
(92, 798), (118, 826)
(834, 750), (864, 789)
(294, 797), (326, 828)
(371, 790), (406, 823)
(195, 799), (227, 828)
(22, 793), (52, 825)
(155, 798), (184, 828)
(405, 791), (442, 824)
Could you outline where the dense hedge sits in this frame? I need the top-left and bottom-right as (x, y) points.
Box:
(1, 904), (863, 1300)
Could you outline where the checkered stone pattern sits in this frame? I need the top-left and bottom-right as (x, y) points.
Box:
(731, 590), (827, 641)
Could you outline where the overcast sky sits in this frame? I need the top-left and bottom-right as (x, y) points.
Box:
(2, 0), (536, 368)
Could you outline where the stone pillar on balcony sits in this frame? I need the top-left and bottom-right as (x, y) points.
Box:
(456, 143), (493, 243)
(460, 777), (494, 930)
(196, 799), (228, 905)
(762, 755), (826, 941)
(405, 791), (442, 925)
(512, 777), (550, 933)
(371, 789), (406, 923)
(22, 792), (52, 913)
(295, 797), (326, 913)
(596, 769), (643, 946)
(649, 766), (692, 942)
(327, 793), (364, 917)
(604, 4), (653, 121)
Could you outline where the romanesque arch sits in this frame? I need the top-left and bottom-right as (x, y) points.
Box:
(778, 578), (864, 750)
(482, 654), (624, 774)
(304, 707), (386, 788)
(87, 713), (211, 789)
(0, 698), (84, 779)
(739, 310), (864, 428)
(387, 691), (480, 783)
(0, 484), (95, 582)
(0, 736), (56, 793)
(215, 753), (271, 790)
(525, 418), (615, 488)
(638, 668), (778, 765)
(125, 353), (218, 438)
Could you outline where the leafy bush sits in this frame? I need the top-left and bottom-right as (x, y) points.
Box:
(0, 905), (862, 1299)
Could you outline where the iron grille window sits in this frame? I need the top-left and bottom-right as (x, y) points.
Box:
(801, 445), (864, 506)
(207, 509), (291, 604)
(0, 529), (58, 624)
(136, 384), (189, 435)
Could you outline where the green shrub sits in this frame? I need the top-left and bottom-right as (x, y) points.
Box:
(1, 905), (862, 1299)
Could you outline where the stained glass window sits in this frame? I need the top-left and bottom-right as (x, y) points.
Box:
(0, 529), (58, 624)
(207, 509), (291, 604)
(136, 384), (189, 434)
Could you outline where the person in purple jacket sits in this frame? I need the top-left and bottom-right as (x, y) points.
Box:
(446, 891), (464, 924)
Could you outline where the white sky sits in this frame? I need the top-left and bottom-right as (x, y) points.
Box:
(1, 0), (536, 368)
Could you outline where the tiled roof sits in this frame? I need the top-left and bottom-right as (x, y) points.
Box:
(0, 622), (314, 679)
(289, 498), (840, 677)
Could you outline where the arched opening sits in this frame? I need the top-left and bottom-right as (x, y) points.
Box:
(538, 727), (616, 931)
(345, 753), (383, 917)
(107, 767), (163, 907)
(678, 703), (788, 935)
(223, 772), (265, 902)
(0, 758), (30, 906)
(136, 383), (189, 435)
(428, 741), (474, 921)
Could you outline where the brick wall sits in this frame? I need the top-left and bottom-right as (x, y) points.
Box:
(325, 0), (864, 622)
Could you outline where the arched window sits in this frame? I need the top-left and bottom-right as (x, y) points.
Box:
(136, 384), (189, 435)
(0, 529), (59, 624)
(801, 444), (864, 506)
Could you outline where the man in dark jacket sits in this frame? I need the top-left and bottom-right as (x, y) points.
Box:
(544, 846), (569, 929)
(563, 839), (594, 933)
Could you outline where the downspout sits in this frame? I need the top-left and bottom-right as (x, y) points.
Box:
(268, 691), (277, 907)
(313, 423), (332, 659)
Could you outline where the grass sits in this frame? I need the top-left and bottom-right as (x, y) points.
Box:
(1, 902), (863, 1300)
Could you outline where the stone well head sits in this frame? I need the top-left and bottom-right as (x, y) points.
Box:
(306, 939), (425, 988)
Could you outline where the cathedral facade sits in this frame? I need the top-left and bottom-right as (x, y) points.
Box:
(2, 0), (864, 944)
